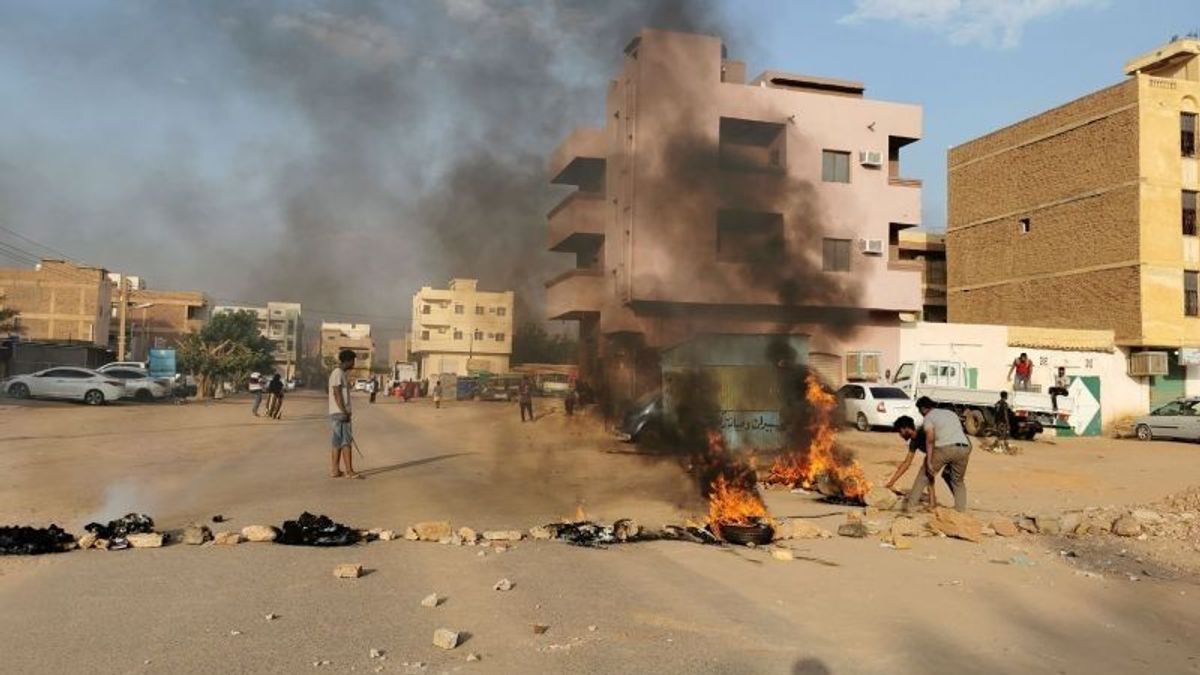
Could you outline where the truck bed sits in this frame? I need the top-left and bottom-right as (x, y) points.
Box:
(916, 385), (1072, 416)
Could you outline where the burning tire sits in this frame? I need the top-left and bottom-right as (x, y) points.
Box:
(7, 382), (29, 399)
(1135, 424), (1153, 442)
(83, 389), (106, 406)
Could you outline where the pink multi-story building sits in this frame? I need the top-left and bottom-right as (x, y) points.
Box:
(546, 29), (924, 401)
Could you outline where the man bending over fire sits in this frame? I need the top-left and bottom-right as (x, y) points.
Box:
(887, 397), (972, 512)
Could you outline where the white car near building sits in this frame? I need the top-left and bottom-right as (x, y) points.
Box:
(4, 367), (126, 405)
(837, 384), (922, 431)
(96, 364), (173, 401)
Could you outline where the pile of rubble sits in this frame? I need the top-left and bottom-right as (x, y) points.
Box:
(0, 524), (75, 555)
(80, 513), (163, 550)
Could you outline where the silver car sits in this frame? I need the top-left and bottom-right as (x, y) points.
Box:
(1134, 398), (1200, 441)
(96, 364), (173, 401)
(4, 367), (126, 405)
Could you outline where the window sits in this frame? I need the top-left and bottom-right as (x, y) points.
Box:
(1184, 191), (1197, 236)
(474, 329), (483, 340)
(1186, 270), (1198, 317)
(822, 238), (851, 272)
(454, 304), (464, 314)
(1183, 113), (1197, 157)
(437, 327), (447, 334)
(421, 330), (430, 340)
(453, 329), (463, 340)
(837, 385), (864, 400)
(422, 304), (431, 315)
(497, 307), (507, 317)
(1019, 218), (1031, 234)
(821, 150), (850, 183)
(495, 333), (505, 342)
(475, 306), (484, 315)
(716, 210), (784, 263)
(718, 117), (786, 171)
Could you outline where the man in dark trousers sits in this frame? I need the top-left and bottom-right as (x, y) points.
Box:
(889, 396), (972, 512)
(518, 377), (534, 422)
(266, 373), (285, 419)
(993, 391), (1013, 454)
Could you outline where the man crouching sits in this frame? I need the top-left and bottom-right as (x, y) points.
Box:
(886, 397), (972, 512)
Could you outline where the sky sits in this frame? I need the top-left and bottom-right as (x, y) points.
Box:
(0, 0), (1194, 334)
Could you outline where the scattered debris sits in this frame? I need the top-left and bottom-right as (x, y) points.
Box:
(333, 563), (363, 579)
(928, 508), (982, 543)
(84, 513), (156, 550)
(182, 524), (212, 545)
(587, 625), (597, 632)
(465, 653), (481, 662)
(229, 630), (242, 636)
(1113, 515), (1142, 537)
(279, 513), (359, 547)
(369, 648), (383, 659)
(529, 525), (553, 540)
(126, 532), (165, 548)
(771, 548), (794, 561)
(241, 525), (280, 543)
(458, 527), (479, 543)
(837, 521), (869, 538)
(265, 613), (278, 621)
(213, 531), (242, 546)
(493, 578), (513, 591)
(432, 628), (460, 650)
(483, 530), (523, 542)
(211, 515), (226, 523)
(421, 593), (440, 608)
(1033, 514), (1062, 536)
(378, 529), (398, 541)
(409, 521), (452, 542)
(312, 659), (330, 667)
(990, 517), (1019, 537)
(0, 525), (76, 555)
(773, 519), (833, 540)
(863, 487), (898, 510)
(532, 624), (550, 635)
(77, 533), (97, 550)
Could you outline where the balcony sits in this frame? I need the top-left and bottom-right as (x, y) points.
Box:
(548, 191), (605, 252)
(548, 127), (606, 188)
(545, 268), (605, 321)
(887, 176), (922, 188)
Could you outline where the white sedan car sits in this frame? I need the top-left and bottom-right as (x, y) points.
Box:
(4, 367), (126, 405)
(837, 384), (922, 431)
(96, 364), (173, 401)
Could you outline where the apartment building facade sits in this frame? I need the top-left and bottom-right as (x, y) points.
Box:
(546, 29), (924, 399)
(897, 230), (947, 322)
(410, 278), (514, 377)
(947, 38), (1200, 407)
(213, 302), (304, 378)
(319, 321), (373, 378)
(0, 259), (112, 345)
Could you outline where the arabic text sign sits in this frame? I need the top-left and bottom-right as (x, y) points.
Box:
(719, 411), (783, 450)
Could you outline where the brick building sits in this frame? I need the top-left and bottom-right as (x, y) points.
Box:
(109, 278), (209, 361)
(546, 29), (924, 400)
(319, 322), (374, 378)
(947, 37), (1200, 406)
(0, 259), (112, 345)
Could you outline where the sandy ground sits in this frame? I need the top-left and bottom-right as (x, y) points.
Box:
(1, 392), (1198, 675)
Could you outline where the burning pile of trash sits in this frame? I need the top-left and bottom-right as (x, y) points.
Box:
(764, 374), (872, 504)
(82, 513), (159, 550)
(278, 512), (360, 547)
(0, 524), (75, 555)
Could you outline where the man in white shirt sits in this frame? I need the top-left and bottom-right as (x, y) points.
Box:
(248, 372), (263, 417)
(328, 349), (360, 479)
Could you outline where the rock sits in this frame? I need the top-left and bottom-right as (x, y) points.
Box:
(863, 487), (898, 510)
(421, 593), (440, 608)
(1060, 513), (1082, 536)
(77, 533), (97, 550)
(333, 563), (363, 579)
(1034, 514), (1062, 536)
(483, 530), (523, 541)
(614, 519), (641, 542)
(774, 519), (833, 540)
(438, 535), (463, 546)
(403, 527), (420, 541)
(891, 535), (913, 550)
(458, 527), (478, 543)
(529, 525), (554, 540)
(990, 518), (1019, 537)
(771, 548), (794, 561)
(588, 625), (598, 632)
(182, 524), (212, 545)
(1113, 516), (1142, 537)
(1131, 509), (1164, 525)
(837, 522), (869, 538)
(127, 532), (165, 548)
(928, 508), (982, 543)
(466, 653), (481, 662)
(265, 613), (278, 621)
(241, 525), (279, 543)
(889, 517), (923, 538)
(493, 578), (514, 591)
(369, 648), (383, 659)
(1017, 516), (1038, 534)
(378, 529), (398, 541)
(93, 538), (111, 550)
(532, 624), (550, 635)
(411, 521), (452, 542)
(432, 628), (460, 650)
(213, 531), (242, 546)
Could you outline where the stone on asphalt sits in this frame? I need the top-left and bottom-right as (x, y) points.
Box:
(1131, 509), (1163, 525)
(127, 532), (165, 548)
(990, 518), (1019, 537)
(493, 578), (513, 591)
(433, 628), (460, 650)
(182, 524), (212, 545)
(863, 487), (898, 510)
(929, 508), (982, 543)
(1034, 514), (1062, 536)
(213, 531), (242, 546)
(483, 530), (523, 541)
(771, 548), (794, 561)
(421, 593), (440, 608)
(77, 533), (97, 550)
(466, 653), (481, 662)
(775, 519), (833, 540)
(529, 525), (553, 540)
(378, 529), (398, 541)
(1113, 515), (1142, 537)
(411, 521), (452, 541)
(333, 563), (363, 579)
(241, 525), (279, 542)
(837, 521), (869, 538)
(369, 648), (382, 659)
(458, 527), (479, 543)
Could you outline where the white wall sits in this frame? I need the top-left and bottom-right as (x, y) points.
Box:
(1188, 365), (1200, 397)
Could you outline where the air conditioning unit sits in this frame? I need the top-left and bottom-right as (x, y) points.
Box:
(859, 150), (883, 167)
(860, 238), (884, 255)
(1128, 351), (1169, 377)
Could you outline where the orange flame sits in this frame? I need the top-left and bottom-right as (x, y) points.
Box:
(766, 373), (872, 500)
(703, 431), (770, 539)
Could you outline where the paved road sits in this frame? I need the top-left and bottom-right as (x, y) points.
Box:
(0, 392), (1197, 674)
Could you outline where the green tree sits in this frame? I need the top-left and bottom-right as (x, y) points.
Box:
(177, 310), (275, 397)
(0, 306), (20, 334)
(511, 321), (578, 365)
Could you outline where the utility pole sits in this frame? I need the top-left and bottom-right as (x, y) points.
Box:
(116, 276), (128, 360)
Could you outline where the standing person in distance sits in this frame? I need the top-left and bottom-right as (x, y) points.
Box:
(518, 376), (534, 422)
(328, 349), (360, 479)
(432, 380), (443, 409)
(249, 372), (264, 417)
(1008, 353), (1033, 392)
(267, 373), (285, 419)
(368, 376), (378, 404)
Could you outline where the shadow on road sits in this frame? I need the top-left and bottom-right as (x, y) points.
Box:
(358, 452), (476, 478)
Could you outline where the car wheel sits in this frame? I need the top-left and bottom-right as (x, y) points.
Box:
(855, 412), (870, 432)
(1135, 424), (1152, 442)
(964, 410), (985, 436)
(84, 389), (105, 406)
(7, 382), (29, 399)
(134, 389), (153, 402)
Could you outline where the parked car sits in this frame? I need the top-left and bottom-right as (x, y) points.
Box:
(103, 361), (149, 371)
(96, 365), (172, 401)
(353, 378), (372, 392)
(1134, 398), (1200, 441)
(837, 384), (921, 431)
(477, 383), (515, 402)
(616, 391), (663, 442)
(4, 367), (125, 405)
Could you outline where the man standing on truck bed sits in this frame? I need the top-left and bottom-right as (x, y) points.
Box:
(1008, 353), (1033, 391)
(889, 396), (972, 512)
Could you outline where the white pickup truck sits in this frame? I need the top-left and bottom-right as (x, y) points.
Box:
(890, 359), (1072, 439)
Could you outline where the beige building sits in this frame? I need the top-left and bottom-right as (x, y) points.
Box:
(947, 37), (1200, 406)
(546, 29), (924, 398)
(320, 321), (374, 378)
(213, 302), (304, 378)
(118, 288), (209, 361)
(410, 278), (513, 377)
(897, 230), (946, 322)
(388, 336), (411, 366)
(0, 259), (112, 345)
